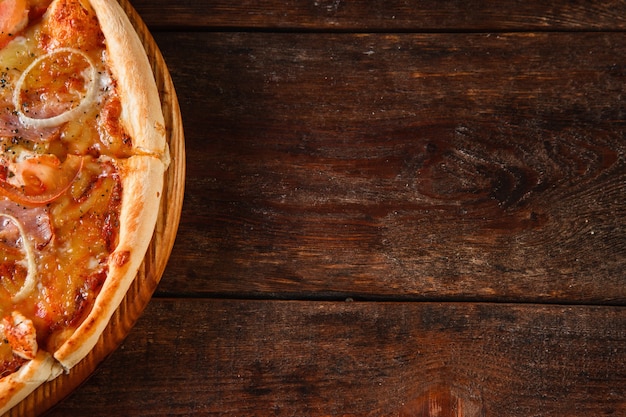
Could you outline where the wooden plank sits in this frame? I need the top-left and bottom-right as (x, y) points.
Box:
(129, 0), (626, 31)
(47, 299), (626, 416)
(156, 32), (626, 304)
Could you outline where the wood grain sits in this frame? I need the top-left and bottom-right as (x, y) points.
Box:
(35, 1), (626, 415)
(156, 31), (626, 304)
(129, 0), (626, 31)
(47, 299), (626, 416)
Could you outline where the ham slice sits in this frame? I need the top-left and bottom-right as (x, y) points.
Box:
(0, 199), (52, 250)
(0, 98), (60, 143)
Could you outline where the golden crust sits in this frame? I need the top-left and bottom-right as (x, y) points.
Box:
(0, 352), (62, 414)
(54, 155), (165, 368)
(89, 0), (169, 163)
(0, 0), (168, 413)
(52, 0), (168, 369)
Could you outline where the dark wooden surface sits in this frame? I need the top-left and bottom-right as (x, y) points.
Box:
(48, 1), (626, 416)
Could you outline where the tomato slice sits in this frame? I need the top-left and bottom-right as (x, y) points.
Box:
(0, 154), (83, 206)
(0, 0), (29, 49)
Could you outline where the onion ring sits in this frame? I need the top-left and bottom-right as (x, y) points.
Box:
(0, 214), (37, 303)
(12, 47), (99, 129)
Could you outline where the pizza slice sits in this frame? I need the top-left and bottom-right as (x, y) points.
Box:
(0, 0), (169, 412)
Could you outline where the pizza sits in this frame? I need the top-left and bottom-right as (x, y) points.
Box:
(0, 0), (169, 412)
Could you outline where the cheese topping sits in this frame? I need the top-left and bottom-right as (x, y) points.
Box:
(0, 0), (130, 373)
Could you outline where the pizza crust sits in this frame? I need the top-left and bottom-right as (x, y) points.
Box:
(0, 352), (63, 414)
(54, 155), (165, 369)
(89, 0), (169, 163)
(0, 0), (169, 412)
(0, 155), (166, 411)
(53, 0), (168, 369)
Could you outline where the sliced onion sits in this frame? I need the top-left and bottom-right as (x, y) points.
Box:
(0, 214), (37, 303)
(12, 47), (99, 129)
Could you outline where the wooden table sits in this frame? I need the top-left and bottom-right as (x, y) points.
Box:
(47, 1), (626, 415)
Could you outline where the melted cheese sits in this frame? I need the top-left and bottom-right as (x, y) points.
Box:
(0, 1), (128, 369)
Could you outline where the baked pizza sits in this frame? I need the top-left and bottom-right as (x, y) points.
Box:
(0, 0), (169, 412)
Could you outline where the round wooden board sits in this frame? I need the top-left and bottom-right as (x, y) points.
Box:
(6, 1), (186, 416)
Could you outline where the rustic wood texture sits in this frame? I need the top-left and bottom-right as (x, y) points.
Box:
(129, 0), (626, 31)
(155, 31), (626, 305)
(36, 0), (626, 415)
(47, 300), (626, 416)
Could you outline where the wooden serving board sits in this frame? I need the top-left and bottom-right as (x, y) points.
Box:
(6, 1), (186, 415)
